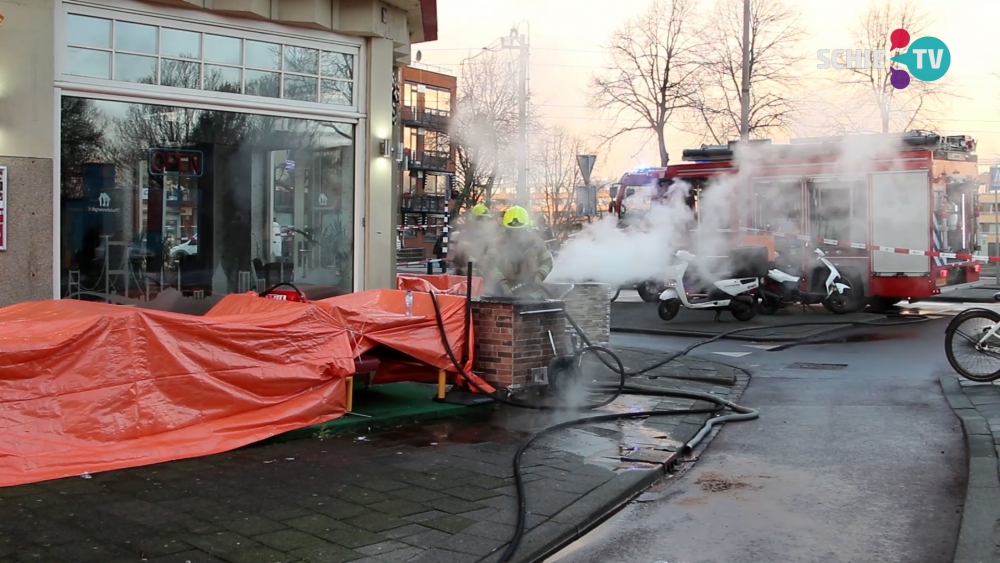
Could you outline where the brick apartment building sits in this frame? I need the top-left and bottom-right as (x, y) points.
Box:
(397, 65), (456, 261)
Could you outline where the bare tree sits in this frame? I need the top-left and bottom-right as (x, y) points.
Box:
(590, 0), (702, 166)
(60, 97), (106, 199)
(694, 0), (805, 144)
(530, 127), (589, 238)
(451, 49), (531, 214)
(837, 0), (943, 133)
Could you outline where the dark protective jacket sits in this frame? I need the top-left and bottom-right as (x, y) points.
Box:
(480, 230), (554, 299)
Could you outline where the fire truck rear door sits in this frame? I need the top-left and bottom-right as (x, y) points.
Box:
(870, 170), (930, 275)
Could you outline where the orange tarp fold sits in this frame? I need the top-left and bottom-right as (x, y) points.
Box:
(0, 296), (355, 488)
(396, 274), (483, 297)
(209, 290), (494, 393)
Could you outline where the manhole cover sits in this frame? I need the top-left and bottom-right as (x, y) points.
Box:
(787, 362), (847, 370)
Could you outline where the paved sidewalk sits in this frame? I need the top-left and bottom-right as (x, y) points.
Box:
(940, 376), (1000, 563)
(0, 350), (746, 563)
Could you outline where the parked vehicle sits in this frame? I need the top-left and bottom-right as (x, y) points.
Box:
(758, 246), (859, 314)
(657, 249), (762, 322)
(647, 132), (985, 310)
(170, 237), (198, 258)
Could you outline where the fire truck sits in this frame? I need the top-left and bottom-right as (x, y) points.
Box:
(610, 132), (985, 310)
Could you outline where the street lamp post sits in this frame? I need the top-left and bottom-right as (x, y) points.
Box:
(739, 0), (750, 142)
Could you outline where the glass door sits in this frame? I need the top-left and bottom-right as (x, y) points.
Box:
(268, 144), (354, 292)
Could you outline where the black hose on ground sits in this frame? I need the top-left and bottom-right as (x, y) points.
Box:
(429, 288), (937, 562)
(426, 291), (756, 563)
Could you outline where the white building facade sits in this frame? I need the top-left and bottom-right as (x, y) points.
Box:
(0, 0), (433, 306)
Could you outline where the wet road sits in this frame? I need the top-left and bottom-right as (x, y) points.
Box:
(547, 304), (968, 563)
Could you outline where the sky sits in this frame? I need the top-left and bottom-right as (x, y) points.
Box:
(415, 0), (1000, 181)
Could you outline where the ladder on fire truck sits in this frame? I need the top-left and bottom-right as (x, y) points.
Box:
(682, 131), (975, 162)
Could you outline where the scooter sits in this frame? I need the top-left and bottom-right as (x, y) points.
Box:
(657, 250), (760, 322)
(758, 247), (854, 315)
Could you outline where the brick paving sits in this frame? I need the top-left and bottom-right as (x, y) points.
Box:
(0, 351), (744, 563)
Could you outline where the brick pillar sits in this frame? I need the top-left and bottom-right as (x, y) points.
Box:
(471, 298), (566, 391)
(543, 283), (611, 346)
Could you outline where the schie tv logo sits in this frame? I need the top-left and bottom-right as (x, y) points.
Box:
(817, 28), (950, 90)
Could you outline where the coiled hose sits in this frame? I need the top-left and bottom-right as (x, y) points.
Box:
(426, 291), (931, 563)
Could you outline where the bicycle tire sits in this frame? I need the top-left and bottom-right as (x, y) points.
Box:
(945, 308), (1000, 382)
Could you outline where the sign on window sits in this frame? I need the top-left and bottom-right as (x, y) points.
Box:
(149, 148), (204, 177)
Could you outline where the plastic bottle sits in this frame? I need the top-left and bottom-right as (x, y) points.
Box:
(405, 290), (414, 316)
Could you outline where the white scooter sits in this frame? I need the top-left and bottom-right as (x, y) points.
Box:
(758, 247), (855, 315)
(657, 250), (760, 322)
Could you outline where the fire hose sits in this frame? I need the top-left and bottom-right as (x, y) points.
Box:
(426, 286), (934, 563)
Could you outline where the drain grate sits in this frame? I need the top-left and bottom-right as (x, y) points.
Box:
(786, 362), (848, 370)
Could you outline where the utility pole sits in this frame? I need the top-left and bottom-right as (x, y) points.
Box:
(504, 25), (530, 207)
(739, 0), (751, 142)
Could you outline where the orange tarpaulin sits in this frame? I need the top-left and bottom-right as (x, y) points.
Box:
(397, 274), (483, 297)
(314, 290), (491, 390)
(0, 290), (490, 488)
(217, 290), (492, 391)
(0, 296), (355, 488)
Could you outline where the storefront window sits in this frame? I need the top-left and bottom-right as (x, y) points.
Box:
(59, 97), (355, 299)
(64, 13), (357, 108)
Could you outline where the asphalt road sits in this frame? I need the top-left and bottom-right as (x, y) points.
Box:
(547, 304), (969, 563)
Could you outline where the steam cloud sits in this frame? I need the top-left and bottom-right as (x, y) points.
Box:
(546, 133), (913, 287)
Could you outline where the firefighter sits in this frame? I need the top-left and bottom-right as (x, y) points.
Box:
(481, 205), (554, 299)
(451, 204), (493, 275)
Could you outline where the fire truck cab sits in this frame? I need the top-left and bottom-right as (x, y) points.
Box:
(671, 131), (984, 310)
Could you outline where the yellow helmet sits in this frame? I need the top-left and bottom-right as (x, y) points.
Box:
(471, 204), (490, 218)
(502, 206), (530, 229)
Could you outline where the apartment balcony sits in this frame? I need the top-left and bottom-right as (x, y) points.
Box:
(400, 193), (448, 213)
(401, 106), (451, 130)
(407, 150), (451, 172)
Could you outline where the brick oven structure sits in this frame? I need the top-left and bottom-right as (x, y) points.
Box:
(543, 283), (611, 346)
(471, 298), (567, 392)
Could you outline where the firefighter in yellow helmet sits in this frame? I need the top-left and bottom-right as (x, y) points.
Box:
(481, 205), (554, 299)
(451, 203), (494, 276)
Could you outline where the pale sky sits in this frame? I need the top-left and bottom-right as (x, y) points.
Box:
(416, 0), (1000, 180)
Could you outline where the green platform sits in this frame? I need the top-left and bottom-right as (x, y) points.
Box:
(265, 383), (495, 444)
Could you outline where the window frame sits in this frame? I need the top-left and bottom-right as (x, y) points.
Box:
(59, 1), (364, 117)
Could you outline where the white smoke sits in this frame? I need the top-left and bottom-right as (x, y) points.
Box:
(546, 133), (914, 287)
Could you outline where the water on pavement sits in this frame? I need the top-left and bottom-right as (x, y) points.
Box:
(547, 311), (967, 563)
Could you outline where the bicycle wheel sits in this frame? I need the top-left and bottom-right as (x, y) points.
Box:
(945, 308), (1000, 382)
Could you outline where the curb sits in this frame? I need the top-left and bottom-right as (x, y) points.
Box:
(939, 376), (1000, 563)
(514, 366), (752, 563)
(510, 460), (666, 563)
(928, 296), (1000, 304)
(262, 400), (495, 446)
(610, 324), (850, 342)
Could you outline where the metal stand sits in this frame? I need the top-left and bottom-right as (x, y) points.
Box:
(238, 271), (253, 293)
(68, 270), (80, 298)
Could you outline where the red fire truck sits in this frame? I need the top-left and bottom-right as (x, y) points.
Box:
(611, 132), (985, 310)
